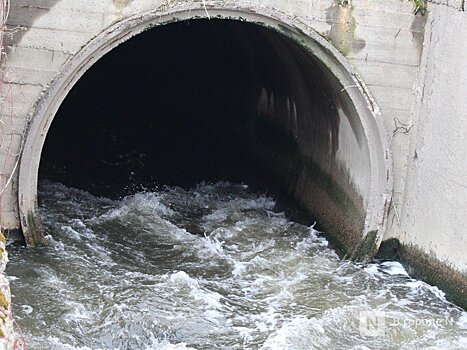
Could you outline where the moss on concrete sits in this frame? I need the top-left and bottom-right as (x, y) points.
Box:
(378, 238), (467, 310)
(244, 116), (367, 259)
(411, 0), (428, 15)
(350, 230), (378, 262)
(26, 211), (44, 247)
(301, 157), (363, 221)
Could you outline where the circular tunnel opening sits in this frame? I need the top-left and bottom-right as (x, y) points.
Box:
(40, 18), (345, 196)
(36, 17), (380, 254)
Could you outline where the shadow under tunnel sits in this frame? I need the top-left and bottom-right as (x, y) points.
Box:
(39, 19), (370, 255)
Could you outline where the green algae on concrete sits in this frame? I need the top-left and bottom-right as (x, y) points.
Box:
(245, 116), (368, 260)
(26, 210), (44, 247)
(351, 230), (378, 262)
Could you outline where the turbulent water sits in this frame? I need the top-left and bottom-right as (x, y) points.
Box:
(6, 181), (467, 349)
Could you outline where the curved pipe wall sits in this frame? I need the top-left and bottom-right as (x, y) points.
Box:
(17, 7), (391, 259)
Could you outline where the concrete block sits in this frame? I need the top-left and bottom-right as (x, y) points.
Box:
(380, 107), (413, 130)
(0, 115), (29, 137)
(12, 0), (110, 14)
(351, 7), (416, 29)
(2, 83), (44, 118)
(367, 85), (415, 111)
(0, 211), (19, 229)
(351, 60), (419, 89)
(6, 46), (71, 71)
(6, 26), (94, 54)
(0, 134), (24, 156)
(353, 0), (414, 13)
(7, 5), (113, 33)
(5, 66), (59, 86)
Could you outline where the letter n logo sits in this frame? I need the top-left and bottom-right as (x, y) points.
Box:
(359, 311), (386, 337)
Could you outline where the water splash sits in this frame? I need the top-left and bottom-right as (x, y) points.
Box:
(6, 181), (466, 349)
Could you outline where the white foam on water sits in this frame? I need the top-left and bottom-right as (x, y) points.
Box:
(363, 263), (380, 277)
(203, 309), (226, 326)
(60, 226), (82, 240)
(70, 218), (87, 229)
(207, 227), (234, 240)
(20, 305), (33, 314)
(63, 302), (94, 323)
(109, 192), (175, 219)
(199, 235), (225, 257)
(404, 280), (447, 300)
(168, 271), (199, 288)
(231, 261), (248, 277)
(260, 316), (330, 350)
(458, 312), (467, 328)
(9, 181), (467, 350)
(295, 233), (328, 251)
(44, 234), (65, 251)
(190, 288), (224, 309)
(145, 342), (196, 350)
(32, 336), (100, 350)
(202, 209), (228, 225)
(380, 261), (409, 276)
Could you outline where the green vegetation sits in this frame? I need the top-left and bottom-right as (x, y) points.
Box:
(27, 211), (44, 247)
(351, 230), (378, 262)
(336, 0), (350, 5)
(411, 0), (428, 15)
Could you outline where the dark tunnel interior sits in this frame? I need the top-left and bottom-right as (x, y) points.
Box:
(42, 20), (256, 196)
(40, 19), (340, 199)
(39, 19), (370, 252)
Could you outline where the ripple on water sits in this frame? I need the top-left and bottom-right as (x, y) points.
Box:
(6, 181), (467, 349)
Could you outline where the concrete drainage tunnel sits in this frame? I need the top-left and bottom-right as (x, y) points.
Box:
(6, 9), (467, 350)
(37, 18), (386, 258)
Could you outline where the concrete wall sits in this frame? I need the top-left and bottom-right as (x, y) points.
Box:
(402, 0), (467, 273)
(0, 0), (464, 335)
(380, 1), (467, 306)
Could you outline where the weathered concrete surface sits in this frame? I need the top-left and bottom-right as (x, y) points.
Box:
(401, 0), (467, 274)
(381, 2), (467, 307)
(0, 0), (464, 323)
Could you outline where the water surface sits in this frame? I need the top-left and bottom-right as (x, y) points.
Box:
(7, 181), (467, 349)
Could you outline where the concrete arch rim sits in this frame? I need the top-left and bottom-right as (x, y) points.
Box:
(17, 3), (393, 249)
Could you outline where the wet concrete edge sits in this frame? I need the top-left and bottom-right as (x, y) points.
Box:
(378, 238), (467, 310)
